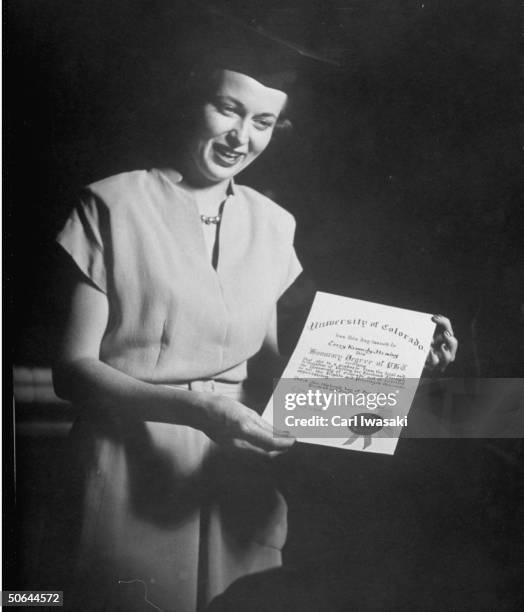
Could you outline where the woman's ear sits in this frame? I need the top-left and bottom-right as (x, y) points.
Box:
(275, 117), (293, 132)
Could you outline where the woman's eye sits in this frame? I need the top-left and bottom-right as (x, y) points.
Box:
(253, 119), (274, 131)
(217, 103), (237, 115)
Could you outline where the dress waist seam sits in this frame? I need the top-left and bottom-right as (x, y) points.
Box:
(162, 379), (245, 397)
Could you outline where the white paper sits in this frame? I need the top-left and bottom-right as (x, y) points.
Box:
(263, 291), (436, 454)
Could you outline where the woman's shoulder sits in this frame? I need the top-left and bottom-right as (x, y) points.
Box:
(86, 169), (158, 200)
(234, 183), (296, 230)
(79, 169), (171, 220)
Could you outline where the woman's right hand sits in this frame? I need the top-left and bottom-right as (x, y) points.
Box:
(198, 393), (295, 456)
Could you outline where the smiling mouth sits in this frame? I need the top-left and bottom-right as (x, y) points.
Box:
(212, 143), (245, 167)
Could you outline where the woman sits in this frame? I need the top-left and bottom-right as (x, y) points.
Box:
(53, 37), (457, 612)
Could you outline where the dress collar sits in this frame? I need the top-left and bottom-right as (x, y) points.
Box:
(157, 167), (236, 196)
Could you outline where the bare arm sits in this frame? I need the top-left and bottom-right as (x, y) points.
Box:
(53, 279), (294, 455)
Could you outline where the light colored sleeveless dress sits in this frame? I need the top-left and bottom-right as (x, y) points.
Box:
(56, 169), (302, 611)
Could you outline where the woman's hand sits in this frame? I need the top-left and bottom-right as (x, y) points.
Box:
(425, 314), (458, 372)
(198, 394), (295, 456)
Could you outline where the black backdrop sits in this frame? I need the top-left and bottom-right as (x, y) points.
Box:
(7, 0), (522, 371)
(5, 1), (524, 607)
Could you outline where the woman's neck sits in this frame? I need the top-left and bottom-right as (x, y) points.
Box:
(181, 179), (229, 215)
(169, 160), (229, 212)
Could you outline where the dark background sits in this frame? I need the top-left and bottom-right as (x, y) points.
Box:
(7, 0), (522, 372)
(5, 0), (523, 608)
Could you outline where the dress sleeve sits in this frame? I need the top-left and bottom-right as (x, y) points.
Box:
(278, 212), (303, 297)
(283, 246), (303, 294)
(56, 193), (107, 293)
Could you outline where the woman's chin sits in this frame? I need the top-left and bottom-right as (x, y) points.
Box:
(201, 161), (245, 184)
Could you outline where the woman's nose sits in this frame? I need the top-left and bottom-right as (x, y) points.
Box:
(227, 120), (249, 147)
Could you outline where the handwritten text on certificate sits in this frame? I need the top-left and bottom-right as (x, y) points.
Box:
(263, 292), (436, 454)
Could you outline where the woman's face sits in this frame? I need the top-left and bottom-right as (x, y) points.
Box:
(186, 69), (288, 185)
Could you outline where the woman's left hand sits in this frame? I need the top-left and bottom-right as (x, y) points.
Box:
(425, 314), (458, 372)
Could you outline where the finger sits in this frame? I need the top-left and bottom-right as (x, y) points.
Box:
(256, 417), (289, 438)
(230, 404), (283, 439)
(271, 424), (294, 438)
(239, 419), (295, 452)
(433, 331), (456, 350)
(426, 348), (439, 370)
(438, 344), (451, 371)
(258, 415), (292, 439)
(252, 413), (295, 440)
(425, 349), (440, 371)
(268, 446), (295, 459)
(224, 442), (294, 460)
(229, 439), (273, 456)
(237, 438), (296, 457)
(443, 332), (458, 360)
(432, 314), (454, 336)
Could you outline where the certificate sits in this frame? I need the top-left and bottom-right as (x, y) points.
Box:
(263, 291), (436, 454)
